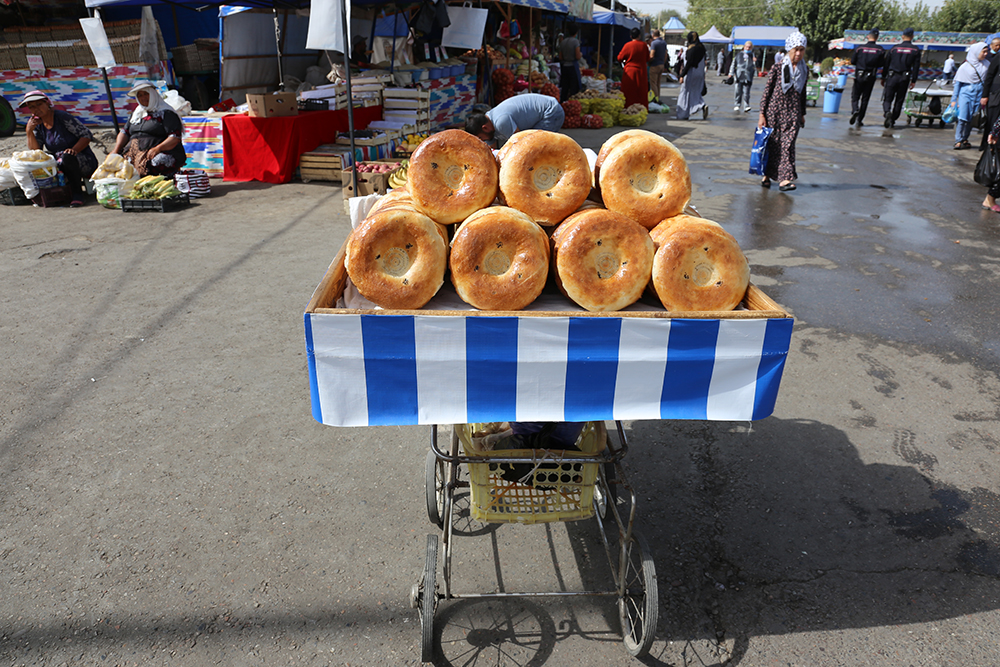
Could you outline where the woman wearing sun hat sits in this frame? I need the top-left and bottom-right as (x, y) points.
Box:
(111, 80), (186, 178)
(757, 30), (809, 191)
(19, 90), (98, 207)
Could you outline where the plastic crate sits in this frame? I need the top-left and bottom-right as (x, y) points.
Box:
(456, 422), (605, 524)
(33, 186), (72, 208)
(120, 193), (190, 212)
(1, 187), (30, 206)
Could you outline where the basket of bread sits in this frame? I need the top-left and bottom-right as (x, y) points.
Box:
(305, 129), (793, 427)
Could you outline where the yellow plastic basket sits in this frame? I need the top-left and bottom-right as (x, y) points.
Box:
(456, 422), (606, 525)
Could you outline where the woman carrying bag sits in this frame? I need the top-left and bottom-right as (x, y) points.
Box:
(757, 31), (809, 191)
(982, 116), (1000, 213)
(949, 42), (989, 150)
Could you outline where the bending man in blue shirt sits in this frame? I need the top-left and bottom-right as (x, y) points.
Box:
(464, 93), (565, 147)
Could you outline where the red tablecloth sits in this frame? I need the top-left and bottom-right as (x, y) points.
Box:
(221, 106), (382, 183)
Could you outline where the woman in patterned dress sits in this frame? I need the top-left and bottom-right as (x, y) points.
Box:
(111, 81), (186, 178)
(19, 90), (98, 206)
(757, 31), (808, 191)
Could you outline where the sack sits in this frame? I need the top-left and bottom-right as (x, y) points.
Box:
(8, 150), (57, 200)
(974, 144), (1000, 188)
(749, 126), (774, 176)
(941, 101), (957, 124)
(174, 169), (211, 198)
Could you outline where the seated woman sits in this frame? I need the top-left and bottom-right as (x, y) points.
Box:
(19, 90), (98, 207)
(112, 81), (186, 178)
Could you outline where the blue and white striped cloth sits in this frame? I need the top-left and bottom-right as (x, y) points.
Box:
(304, 313), (793, 427)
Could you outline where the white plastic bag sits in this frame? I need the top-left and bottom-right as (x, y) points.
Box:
(163, 90), (192, 116)
(9, 151), (57, 200)
(0, 158), (17, 190)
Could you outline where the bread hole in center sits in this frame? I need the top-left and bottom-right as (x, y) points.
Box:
(595, 250), (620, 279)
(692, 262), (714, 287)
(482, 248), (512, 275)
(632, 171), (658, 194)
(443, 164), (464, 190)
(379, 247), (412, 277)
(532, 165), (562, 192)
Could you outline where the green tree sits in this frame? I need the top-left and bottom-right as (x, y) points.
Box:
(684, 0), (771, 36)
(772, 0), (906, 58)
(932, 0), (995, 33)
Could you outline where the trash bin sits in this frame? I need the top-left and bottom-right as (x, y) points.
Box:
(823, 83), (844, 113)
(836, 72), (849, 88)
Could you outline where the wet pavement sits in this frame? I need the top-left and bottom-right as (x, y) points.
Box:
(0, 76), (998, 666)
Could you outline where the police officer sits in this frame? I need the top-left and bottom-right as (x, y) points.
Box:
(881, 27), (922, 128)
(850, 29), (885, 127)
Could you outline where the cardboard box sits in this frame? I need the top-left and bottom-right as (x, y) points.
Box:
(246, 92), (299, 118)
(303, 238), (794, 427)
(341, 165), (390, 197)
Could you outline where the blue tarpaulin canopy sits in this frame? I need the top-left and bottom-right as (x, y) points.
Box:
(730, 26), (797, 48)
(662, 16), (685, 33)
(586, 7), (639, 30)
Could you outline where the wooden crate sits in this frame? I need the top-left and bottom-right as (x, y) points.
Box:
(342, 164), (402, 197)
(299, 150), (349, 183)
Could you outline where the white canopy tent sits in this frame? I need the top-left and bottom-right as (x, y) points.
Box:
(700, 25), (732, 44)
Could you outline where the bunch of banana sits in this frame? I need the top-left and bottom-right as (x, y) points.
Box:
(127, 175), (183, 200)
(387, 159), (408, 189)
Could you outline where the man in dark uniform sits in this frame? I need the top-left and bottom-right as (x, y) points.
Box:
(881, 27), (922, 128)
(850, 29), (885, 127)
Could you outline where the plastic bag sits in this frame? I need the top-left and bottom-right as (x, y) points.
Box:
(9, 151), (57, 199)
(749, 126), (774, 176)
(94, 178), (127, 209)
(173, 169), (211, 198)
(974, 144), (1000, 188)
(0, 158), (17, 189)
(941, 102), (957, 124)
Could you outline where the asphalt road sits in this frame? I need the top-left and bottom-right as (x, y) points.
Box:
(1, 76), (998, 666)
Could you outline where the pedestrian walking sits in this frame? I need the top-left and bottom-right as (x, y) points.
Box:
(730, 41), (757, 112)
(757, 31), (808, 191)
(618, 28), (650, 109)
(881, 28), (921, 128)
(648, 30), (667, 104)
(980, 47), (1000, 151)
(984, 115), (1000, 212)
(676, 31), (708, 120)
(849, 29), (885, 127)
(717, 49), (726, 76)
(950, 42), (988, 150)
(943, 54), (956, 82)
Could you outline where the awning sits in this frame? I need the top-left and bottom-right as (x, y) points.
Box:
(502, 0), (570, 13)
(839, 29), (992, 52)
(584, 7), (639, 30)
(662, 16), (685, 33)
(730, 26), (797, 48)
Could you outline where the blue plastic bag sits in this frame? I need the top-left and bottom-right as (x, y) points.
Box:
(749, 127), (774, 176)
(941, 101), (957, 124)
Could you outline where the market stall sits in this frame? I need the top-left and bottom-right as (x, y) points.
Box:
(828, 30), (993, 80)
(222, 104), (381, 183)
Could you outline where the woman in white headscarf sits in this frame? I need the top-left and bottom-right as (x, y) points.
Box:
(756, 31), (808, 191)
(949, 41), (988, 150)
(111, 80), (186, 177)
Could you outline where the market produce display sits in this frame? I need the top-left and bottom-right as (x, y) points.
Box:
(408, 129), (498, 225)
(90, 153), (135, 181)
(125, 175), (183, 200)
(347, 128), (751, 313)
(648, 215), (749, 312)
(581, 114), (603, 129)
(539, 82), (560, 101)
(345, 207), (449, 309)
(618, 104), (648, 127)
(492, 67), (516, 103)
(597, 131), (691, 228)
(550, 208), (654, 312)
(496, 130), (591, 226)
(449, 206), (550, 311)
(399, 132), (430, 153)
